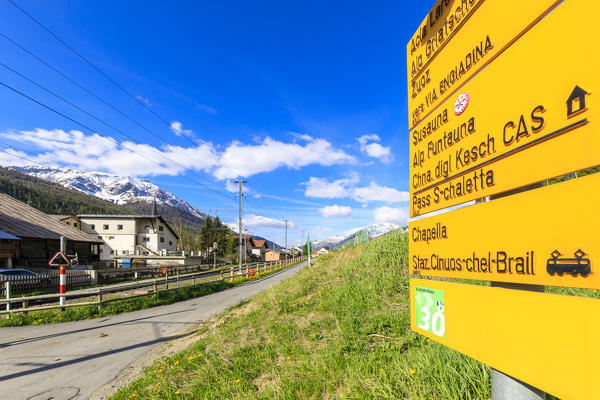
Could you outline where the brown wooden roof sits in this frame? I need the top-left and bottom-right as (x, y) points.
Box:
(253, 239), (266, 248)
(0, 194), (103, 243)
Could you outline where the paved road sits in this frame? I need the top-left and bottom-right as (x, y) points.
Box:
(0, 262), (307, 400)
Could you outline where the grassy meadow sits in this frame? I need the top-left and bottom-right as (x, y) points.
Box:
(112, 230), (491, 399)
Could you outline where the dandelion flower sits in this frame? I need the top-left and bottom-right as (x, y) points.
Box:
(175, 391), (180, 395)
(174, 361), (180, 365)
(235, 378), (241, 383)
(287, 356), (291, 360)
(410, 369), (416, 374)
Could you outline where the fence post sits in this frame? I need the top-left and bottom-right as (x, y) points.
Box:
(165, 271), (169, 290)
(176, 271), (180, 288)
(153, 278), (157, 293)
(22, 300), (28, 315)
(5, 281), (10, 314)
(230, 267), (235, 283)
(97, 290), (103, 312)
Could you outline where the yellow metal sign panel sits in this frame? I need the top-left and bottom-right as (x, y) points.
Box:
(410, 173), (600, 288)
(407, 0), (483, 84)
(409, 0), (600, 217)
(408, 0), (560, 130)
(410, 278), (600, 399)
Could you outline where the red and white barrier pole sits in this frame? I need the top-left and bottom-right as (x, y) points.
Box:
(59, 265), (66, 306)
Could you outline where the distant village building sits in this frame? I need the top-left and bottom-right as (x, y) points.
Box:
(265, 249), (280, 262)
(317, 248), (329, 255)
(234, 236), (271, 261)
(74, 215), (179, 261)
(0, 194), (102, 268)
(0, 229), (21, 268)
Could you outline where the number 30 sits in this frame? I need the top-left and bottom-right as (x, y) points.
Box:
(417, 307), (445, 337)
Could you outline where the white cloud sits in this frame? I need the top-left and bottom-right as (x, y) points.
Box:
(213, 136), (356, 179)
(353, 182), (409, 204)
(374, 206), (408, 225)
(357, 134), (393, 163)
(244, 214), (297, 229)
(170, 121), (193, 137)
(303, 175), (408, 204)
(303, 173), (359, 198)
(0, 129), (218, 177)
(319, 205), (352, 218)
(0, 129), (354, 180)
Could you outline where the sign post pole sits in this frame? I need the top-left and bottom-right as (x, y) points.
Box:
(490, 282), (546, 400)
(59, 236), (67, 310)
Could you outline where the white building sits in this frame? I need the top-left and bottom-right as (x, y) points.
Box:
(76, 215), (179, 261)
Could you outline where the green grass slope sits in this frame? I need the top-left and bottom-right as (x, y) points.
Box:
(112, 230), (490, 400)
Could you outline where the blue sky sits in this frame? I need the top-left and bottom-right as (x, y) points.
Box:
(0, 0), (431, 244)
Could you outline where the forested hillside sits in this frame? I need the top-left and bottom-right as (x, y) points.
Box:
(0, 167), (132, 215)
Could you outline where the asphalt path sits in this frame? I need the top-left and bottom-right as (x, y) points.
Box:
(0, 261), (307, 400)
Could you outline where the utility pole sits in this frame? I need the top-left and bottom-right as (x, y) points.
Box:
(233, 179), (247, 274)
(284, 220), (289, 261)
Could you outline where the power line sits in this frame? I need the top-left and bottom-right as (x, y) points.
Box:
(7, 0), (226, 160)
(0, 60), (227, 193)
(0, 79), (236, 202)
(0, 30), (286, 220)
(1, 7), (295, 224)
(8, 0), (174, 128)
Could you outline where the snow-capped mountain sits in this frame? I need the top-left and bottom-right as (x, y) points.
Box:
(355, 222), (403, 239)
(311, 235), (345, 250)
(224, 223), (255, 237)
(11, 166), (207, 219)
(324, 223), (403, 249)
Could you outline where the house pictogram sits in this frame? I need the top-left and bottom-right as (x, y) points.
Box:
(566, 85), (589, 117)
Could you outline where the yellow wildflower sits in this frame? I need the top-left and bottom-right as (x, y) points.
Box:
(175, 391), (180, 395)
(286, 356), (291, 360)
(235, 378), (241, 383)
(410, 369), (416, 374)
(174, 361), (180, 365)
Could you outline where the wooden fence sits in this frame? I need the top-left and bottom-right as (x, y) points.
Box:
(0, 256), (308, 314)
(0, 271), (92, 296)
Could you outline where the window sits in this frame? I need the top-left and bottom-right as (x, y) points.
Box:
(144, 225), (150, 231)
(169, 241), (173, 246)
(117, 224), (123, 230)
(158, 225), (164, 232)
(74, 222), (79, 228)
(98, 235), (102, 239)
(90, 224), (95, 230)
(160, 237), (165, 243)
(110, 250), (115, 255)
(108, 236), (115, 240)
(142, 237), (150, 242)
(103, 224), (109, 230)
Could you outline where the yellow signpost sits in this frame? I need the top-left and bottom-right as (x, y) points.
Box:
(407, 0), (483, 84)
(410, 172), (600, 288)
(407, 0), (600, 397)
(409, 0), (599, 217)
(410, 278), (600, 400)
(408, 0), (560, 130)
